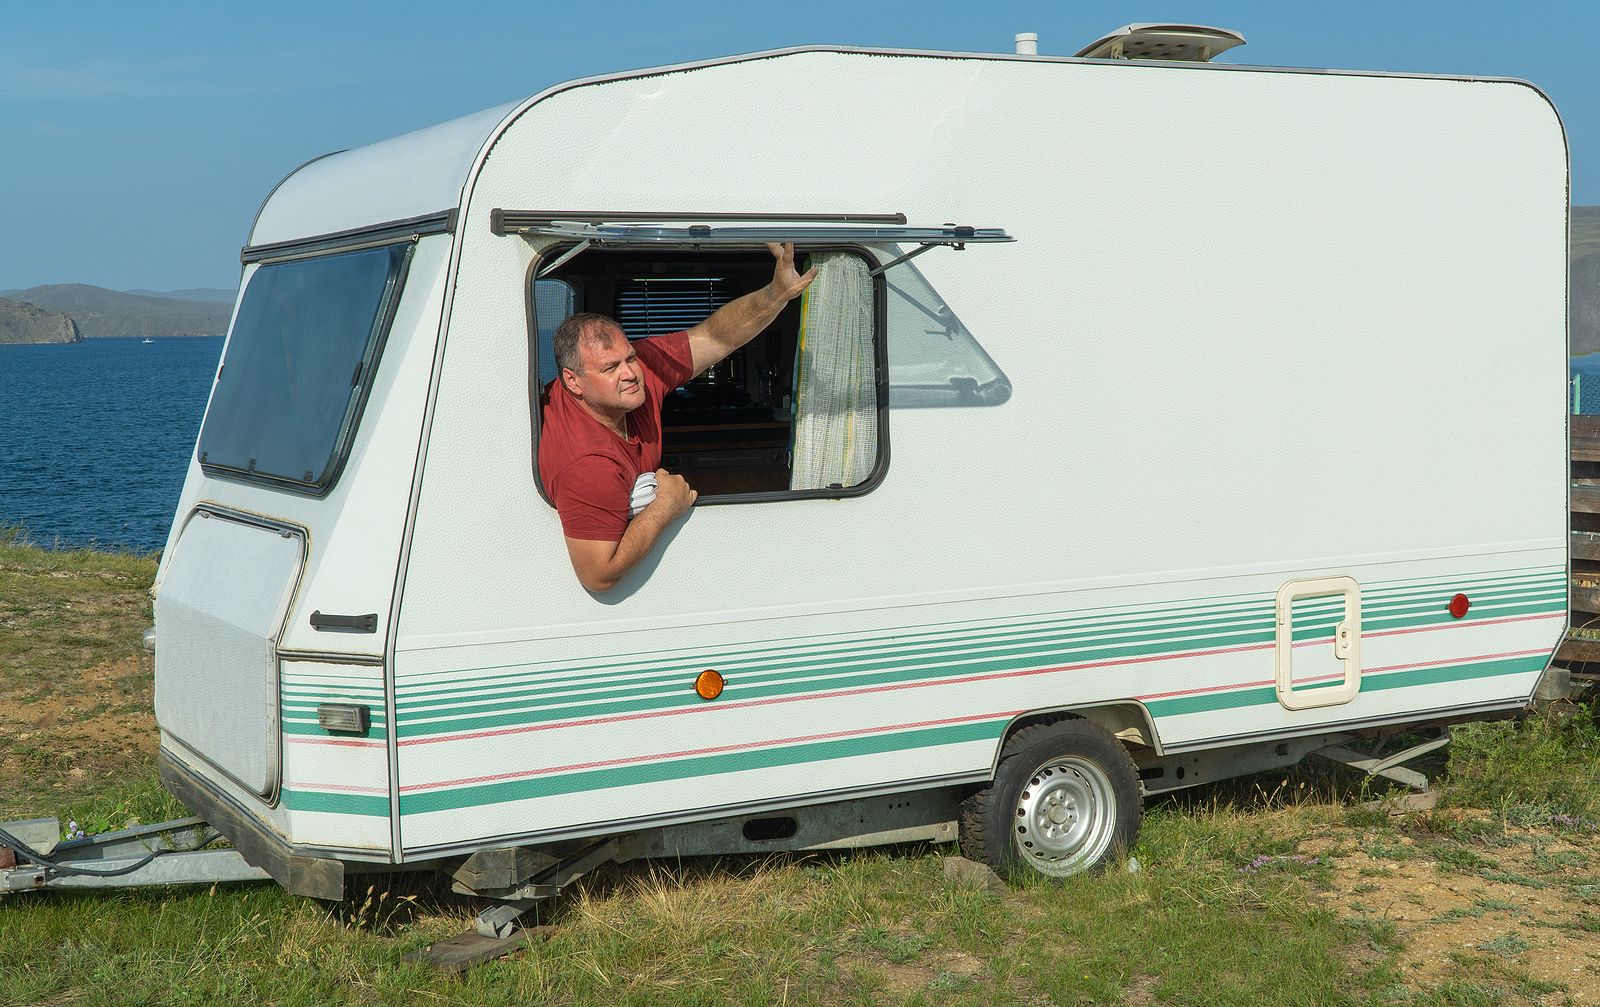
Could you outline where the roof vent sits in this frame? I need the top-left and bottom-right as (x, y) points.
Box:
(1075, 23), (1245, 62)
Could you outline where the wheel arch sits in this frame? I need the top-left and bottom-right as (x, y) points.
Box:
(990, 702), (1162, 777)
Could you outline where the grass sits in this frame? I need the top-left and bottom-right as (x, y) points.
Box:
(0, 527), (160, 820)
(5, 537), (1600, 1005)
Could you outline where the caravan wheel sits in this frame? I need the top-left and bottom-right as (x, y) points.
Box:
(959, 719), (1142, 879)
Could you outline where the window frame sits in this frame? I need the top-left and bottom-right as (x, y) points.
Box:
(198, 239), (416, 497)
(523, 241), (891, 509)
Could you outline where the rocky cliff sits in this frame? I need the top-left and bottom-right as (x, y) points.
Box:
(0, 297), (82, 345)
(0, 284), (231, 339)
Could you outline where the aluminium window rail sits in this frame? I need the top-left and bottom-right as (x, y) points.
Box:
(519, 222), (1014, 279)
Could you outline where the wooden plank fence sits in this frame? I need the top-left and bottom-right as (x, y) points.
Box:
(1557, 414), (1600, 676)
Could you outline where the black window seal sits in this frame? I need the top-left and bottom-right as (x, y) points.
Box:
(523, 242), (889, 509)
(241, 209), (456, 264)
(200, 239), (417, 498)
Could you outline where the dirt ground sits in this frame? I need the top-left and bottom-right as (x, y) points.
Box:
(1308, 816), (1600, 1001)
(0, 655), (156, 808)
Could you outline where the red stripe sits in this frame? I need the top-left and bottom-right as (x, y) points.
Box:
(400, 709), (1023, 793)
(395, 610), (1563, 749)
(285, 736), (386, 749)
(282, 781), (387, 794)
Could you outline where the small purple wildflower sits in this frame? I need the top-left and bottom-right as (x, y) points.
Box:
(65, 819), (85, 840)
(1548, 814), (1600, 832)
(1240, 853), (1319, 873)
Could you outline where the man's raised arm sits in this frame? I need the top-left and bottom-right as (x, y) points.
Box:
(685, 242), (817, 377)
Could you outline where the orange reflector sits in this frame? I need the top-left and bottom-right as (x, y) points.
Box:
(695, 669), (725, 700)
(1448, 593), (1471, 619)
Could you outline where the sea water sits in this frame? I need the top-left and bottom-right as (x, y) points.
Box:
(0, 336), (223, 553)
(0, 336), (1593, 553)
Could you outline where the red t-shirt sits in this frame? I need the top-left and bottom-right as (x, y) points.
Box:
(539, 331), (695, 541)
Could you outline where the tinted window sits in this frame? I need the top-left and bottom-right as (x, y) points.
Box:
(198, 242), (411, 493)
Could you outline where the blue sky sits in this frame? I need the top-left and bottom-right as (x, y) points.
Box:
(2, 0), (1596, 292)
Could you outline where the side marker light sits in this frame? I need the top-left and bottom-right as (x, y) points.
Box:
(317, 703), (371, 734)
(695, 670), (725, 701)
(1448, 593), (1471, 619)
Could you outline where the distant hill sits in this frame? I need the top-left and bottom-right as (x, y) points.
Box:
(2, 284), (230, 338)
(124, 287), (236, 304)
(0, 297), (82, 345)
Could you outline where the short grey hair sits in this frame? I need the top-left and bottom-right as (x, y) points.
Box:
(552, 313), (624, 375)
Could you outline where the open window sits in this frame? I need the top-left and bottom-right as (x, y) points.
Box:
(519, 220), (1012, 502)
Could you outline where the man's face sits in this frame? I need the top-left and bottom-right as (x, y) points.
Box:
(564, 325), (646, 415)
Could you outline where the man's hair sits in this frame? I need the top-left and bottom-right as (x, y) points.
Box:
(553, 313), (624, 375)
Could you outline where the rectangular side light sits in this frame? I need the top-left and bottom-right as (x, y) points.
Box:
(317, 703), (371, 735)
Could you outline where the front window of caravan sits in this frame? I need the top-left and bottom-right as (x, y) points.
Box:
(198, 242), (413, 494)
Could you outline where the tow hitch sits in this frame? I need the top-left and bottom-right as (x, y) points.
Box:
(0, 815), (269, 893)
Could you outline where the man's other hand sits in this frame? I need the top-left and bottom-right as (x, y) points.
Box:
(564, 470), (696, 594)
(651, 468), (697, 518)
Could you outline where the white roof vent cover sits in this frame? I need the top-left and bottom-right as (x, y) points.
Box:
(1075, 23), (1245, 62)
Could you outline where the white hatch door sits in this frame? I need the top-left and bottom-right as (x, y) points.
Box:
(1274, 576), (1363, 711)
(154, 510), (304, 797)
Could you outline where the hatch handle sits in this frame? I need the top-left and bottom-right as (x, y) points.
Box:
(309, 611), (378, 633)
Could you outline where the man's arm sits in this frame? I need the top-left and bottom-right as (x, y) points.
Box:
(563, 469), (696, 593)
(686, 242), (818, 377)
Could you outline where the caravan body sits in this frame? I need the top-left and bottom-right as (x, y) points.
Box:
(150, 45), (1569, 890)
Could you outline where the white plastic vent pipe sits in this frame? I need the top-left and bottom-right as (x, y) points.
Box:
(1014, 32), (1038, 55)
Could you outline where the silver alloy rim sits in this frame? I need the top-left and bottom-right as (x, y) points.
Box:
(1011, 755), (1118, 876)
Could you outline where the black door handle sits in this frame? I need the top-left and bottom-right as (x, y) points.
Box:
(309, 611), (378, 633)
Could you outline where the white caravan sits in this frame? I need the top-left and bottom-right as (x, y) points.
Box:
(150, 34), (1570, 904)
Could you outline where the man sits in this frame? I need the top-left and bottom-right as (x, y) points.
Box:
(539, 242), (816, 593)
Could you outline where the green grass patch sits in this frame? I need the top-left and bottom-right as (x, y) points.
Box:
(1477, 932), (1531, 959)
(1444, 708), (1600, 822)
(1434, 845), (1499, 874)
(0, 537), (158, 820)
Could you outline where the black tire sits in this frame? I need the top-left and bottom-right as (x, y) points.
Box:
(959, 718), (1142, 879)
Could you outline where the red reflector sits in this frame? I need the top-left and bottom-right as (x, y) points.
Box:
(1448, 593), (1470, 619)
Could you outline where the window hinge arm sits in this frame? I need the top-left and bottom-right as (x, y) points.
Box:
(536, 239), (594, 278)
(868, 242), (940, 277)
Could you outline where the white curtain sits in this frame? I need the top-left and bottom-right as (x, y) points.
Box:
(790, 253), (877, 490)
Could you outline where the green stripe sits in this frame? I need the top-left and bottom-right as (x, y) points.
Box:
(394, 624), (1284, 737)
(282, 721), (389, 740)
(392, 579), (1564, 720)
(393, 589), (1561, 723)
(281, 690), (385, 702)
(392, 597), (1564, 739)
(399, 718), (1004, 816)
(281, 789), (389, 816)
(280, 703), (388, 721)
(1145, 654), (1548, 717)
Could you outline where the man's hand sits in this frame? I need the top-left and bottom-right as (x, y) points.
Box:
(688, 243), (819, 377)
(764, 242), (819, 307)
(651, 468), (698, 518)
(565, 469), (697, 593)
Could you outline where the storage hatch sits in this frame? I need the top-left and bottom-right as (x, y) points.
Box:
(154, 509), (305, 798)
